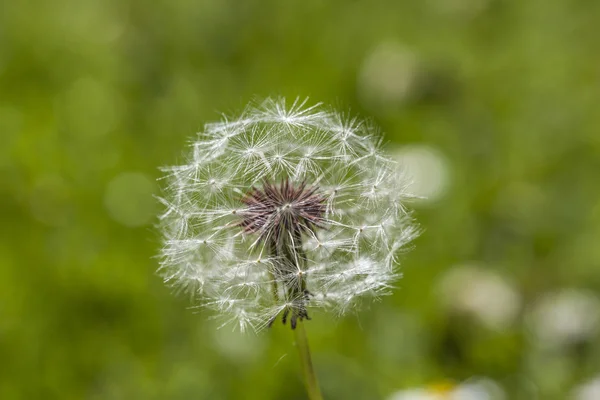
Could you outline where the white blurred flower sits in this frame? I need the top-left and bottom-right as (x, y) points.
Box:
(358, 42), (420, 111)
(389, 388), (440, 400)
(437, 264), (521, 330)
(528, 289), (600, 349)
(388, 378), (505, 400)
(571, 376), (600, 400)
(393, 144), (451, 203)
(158, 98), (418, 331)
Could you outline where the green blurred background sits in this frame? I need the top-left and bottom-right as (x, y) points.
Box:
(2, 0), (600, 399)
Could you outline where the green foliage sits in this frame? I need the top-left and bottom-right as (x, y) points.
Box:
(1, 0), (600, 399)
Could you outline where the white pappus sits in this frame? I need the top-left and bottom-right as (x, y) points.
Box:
(157, 97), (419, 332)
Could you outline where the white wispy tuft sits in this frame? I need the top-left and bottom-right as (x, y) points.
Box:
(157, 97), (419, 332)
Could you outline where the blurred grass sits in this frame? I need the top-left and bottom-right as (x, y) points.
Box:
(1, 0), (600, 399)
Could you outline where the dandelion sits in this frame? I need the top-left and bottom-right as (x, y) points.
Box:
(157, 97), (418, 399)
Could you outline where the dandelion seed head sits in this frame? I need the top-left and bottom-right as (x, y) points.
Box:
(158, 97), (418, 332)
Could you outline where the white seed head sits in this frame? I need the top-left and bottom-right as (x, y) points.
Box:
(158, 97), (418, 331)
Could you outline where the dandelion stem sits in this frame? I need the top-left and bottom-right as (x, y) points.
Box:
(294, 320), (323, 400)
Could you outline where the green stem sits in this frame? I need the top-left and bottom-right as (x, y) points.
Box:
(294, 320), (323, 400)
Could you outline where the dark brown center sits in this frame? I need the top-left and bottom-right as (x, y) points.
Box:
(238, 180), (326, 329)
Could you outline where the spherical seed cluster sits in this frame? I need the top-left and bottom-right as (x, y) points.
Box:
(158, 98), (418, 332)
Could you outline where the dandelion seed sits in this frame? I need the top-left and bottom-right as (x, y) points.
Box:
(158, 97), (418, 332)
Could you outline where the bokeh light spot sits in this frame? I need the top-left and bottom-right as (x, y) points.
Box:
(393, 144), (451, 204)
(572, 376), (600, 400)
(358, 42), (420, 112)
(527, 289), (600, 349)
(437, 264), (521, 331)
